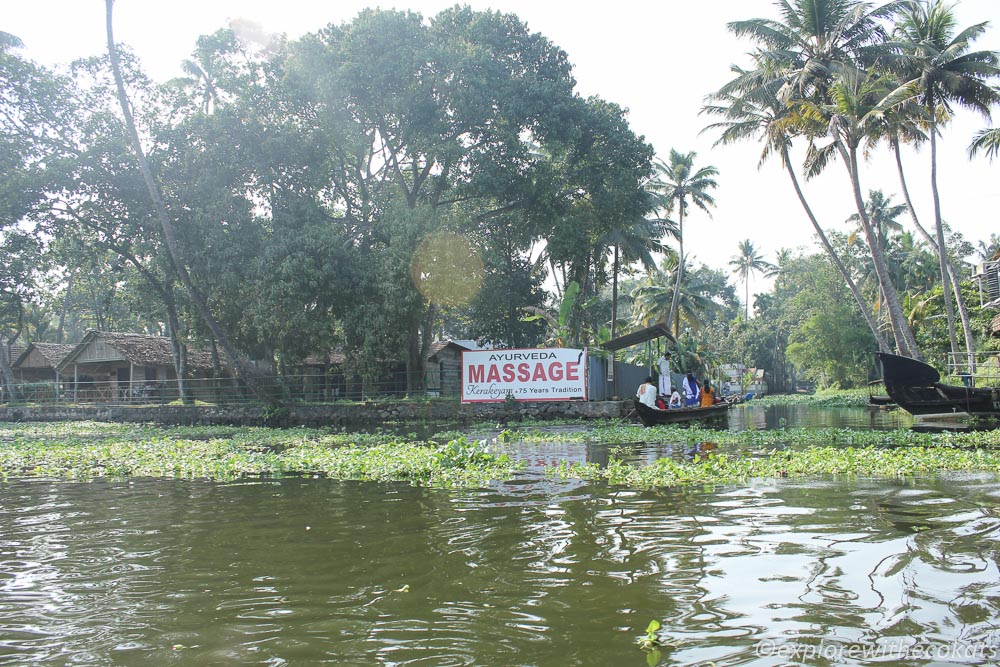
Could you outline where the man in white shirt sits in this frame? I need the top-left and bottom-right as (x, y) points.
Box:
(657, 353), (671, 396)
(636, 376), (657, 408)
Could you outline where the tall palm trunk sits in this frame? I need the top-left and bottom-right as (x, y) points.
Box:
(105, 0), (276, 405)
(841, 141), (920, 358)
(611, 244), (620, 339)
(781, 146), (891, 352)
(891, 137), (976, 368)
(928, 117), (974, 371)
(666, 202), (685, 336)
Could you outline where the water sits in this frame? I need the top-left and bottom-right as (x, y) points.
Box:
(3, 410), (1000, 666)
(729, 404), (914, 431)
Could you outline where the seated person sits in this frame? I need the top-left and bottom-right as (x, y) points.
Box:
(700, 381), (717, 407)
(668, 389), (682, 408)
(636, 376), (657, 408)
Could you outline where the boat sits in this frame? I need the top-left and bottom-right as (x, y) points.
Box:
(876, 352), (1000, 419)
(867, 379), (894, 408)
(633, 399), (730, 426)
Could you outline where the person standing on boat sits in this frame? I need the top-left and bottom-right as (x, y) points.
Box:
(683, 372), (700, 407)
(657, 352), (672, 397)
(636, 376), (658, 408)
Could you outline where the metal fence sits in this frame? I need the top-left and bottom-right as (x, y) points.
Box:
(1, 371), (467, 406)
(944, 352), (1000, 387)
(3, 358), (656, 406)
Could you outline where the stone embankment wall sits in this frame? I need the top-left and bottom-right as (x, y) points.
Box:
(0, 400), (630, 427)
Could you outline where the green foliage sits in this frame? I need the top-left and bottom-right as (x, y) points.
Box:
(0, 422), (521, 488)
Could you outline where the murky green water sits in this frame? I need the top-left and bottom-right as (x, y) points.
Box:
(3, 408), (1000, 666)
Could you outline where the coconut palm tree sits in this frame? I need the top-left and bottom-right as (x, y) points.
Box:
(0, 31), (24, 52)
(969, 126), (1000, 159)
(803, 67), (921, 357)
(630, 252), (724, 335)
(886, 0), (1000, 366)
(702, 54), (893, 351)
(729, 239), (775, 319)
(650, 150), (718, 336)
(600, 207), (674, 341)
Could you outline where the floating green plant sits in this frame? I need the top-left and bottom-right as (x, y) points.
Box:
(0, 423), (520, 488)
(548, 445), (1000, 489)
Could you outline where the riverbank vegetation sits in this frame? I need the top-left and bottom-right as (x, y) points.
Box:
(3, 421), (1000, 490)
(0, 422), (519, 487)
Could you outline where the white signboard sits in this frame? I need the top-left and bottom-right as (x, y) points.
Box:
(462, 348), (588, 403)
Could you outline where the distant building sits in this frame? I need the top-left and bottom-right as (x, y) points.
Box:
(56, 330), (226, 402)
(425, 340), (484, 397)
(12, 343), (76, 383)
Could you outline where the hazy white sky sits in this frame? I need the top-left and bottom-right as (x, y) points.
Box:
(6, 0), (1000, 299)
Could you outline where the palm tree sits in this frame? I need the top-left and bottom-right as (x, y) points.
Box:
(702, 54), (893, 351)
(729, 239), (775, 319)
(803, 67), (921, 358)
(0, 31), (24, 52)
(600, 206), (674, 342)
(726, 0), (900, 101)
(969, 126), (1000, 160)
(650, 150), (718, 336)
(887, 0), (1000, 366)
(630, 253), (723, 335)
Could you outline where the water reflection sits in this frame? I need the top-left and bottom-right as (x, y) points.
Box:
(728, 404), (915, 431)
(2, 470), (1000, 666)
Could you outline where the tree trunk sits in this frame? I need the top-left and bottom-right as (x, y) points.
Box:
(0, 334), (19, 403)
(105, 0), (276, 406)
(842, 142), (920, 358)
(164, 294), (189, 404)
(667, 202), (685, 336)
(781, 147), (891, 352)
(892, 137), (976, 369)
(57, 271), (74, 344)
(611, 244), (619, 339)
(928, 120), (974, 372)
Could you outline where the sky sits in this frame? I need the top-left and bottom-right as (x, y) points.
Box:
(5, 0), (1000, 301)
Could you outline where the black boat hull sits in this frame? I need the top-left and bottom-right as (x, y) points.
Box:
(877, 352), (1000, 418)
(633, 400), (730, 426)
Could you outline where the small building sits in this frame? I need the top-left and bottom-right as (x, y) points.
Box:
(425, 340), (483, 397)
(282, 351), (347, 400)
(12, 342), (76, 383)
(56, 331), (226, 402)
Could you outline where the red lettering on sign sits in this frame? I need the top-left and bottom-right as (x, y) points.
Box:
(486, 365), (502, 383)
(532, 364), (548, 381)
(517, 363), (530, 382)
(469, 365), (484, 383)
(549, 362), (564, 381)
(566, 362), (579, 381)
(502, 363), (515, 382)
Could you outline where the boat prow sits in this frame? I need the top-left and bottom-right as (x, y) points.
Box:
(876, 352), (1000, 419)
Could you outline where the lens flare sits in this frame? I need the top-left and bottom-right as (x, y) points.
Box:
(410, 232), (483, 306)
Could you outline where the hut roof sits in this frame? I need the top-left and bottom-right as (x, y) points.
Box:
(13, 342), (77, 370)
(58, 331), (221, 372)
(297, 351), (346, 366)
(427, 339), (483, 358)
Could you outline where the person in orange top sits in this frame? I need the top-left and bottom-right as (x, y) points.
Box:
(700, 381), (717, 407)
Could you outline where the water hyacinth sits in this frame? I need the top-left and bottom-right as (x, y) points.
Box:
(549, 446), (1000, 489)
(0, 422), (520, 488)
